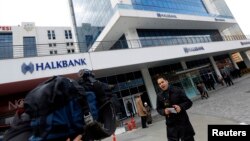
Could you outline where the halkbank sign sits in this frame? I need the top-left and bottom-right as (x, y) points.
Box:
(21, 58), (86, 74)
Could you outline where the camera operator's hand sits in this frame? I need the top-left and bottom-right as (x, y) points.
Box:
(66, 135), (83, 141)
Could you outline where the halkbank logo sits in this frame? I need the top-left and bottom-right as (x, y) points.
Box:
(183, 46), (205, 53)
(21, 58), (86, 74)
(21, 62), (35, 74)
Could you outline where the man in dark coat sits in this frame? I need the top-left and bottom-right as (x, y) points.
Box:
(126, 101), (134, 117)
(156, 74), (195, 141)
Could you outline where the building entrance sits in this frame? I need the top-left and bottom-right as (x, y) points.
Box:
(123, 95), (136, 117)
(97, 71), (151, 120)
(168, 65), (217, 99)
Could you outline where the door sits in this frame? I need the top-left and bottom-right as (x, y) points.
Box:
(122, 96), (136, 117)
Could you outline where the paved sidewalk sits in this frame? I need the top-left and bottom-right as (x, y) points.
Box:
(103, 113), (237, 141)
(103, 74), (250, 141)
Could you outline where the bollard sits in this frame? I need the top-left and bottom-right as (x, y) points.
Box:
(130, 117), (136, 129)
(112, 133), (116, 141)
(125, 122), (133, 131)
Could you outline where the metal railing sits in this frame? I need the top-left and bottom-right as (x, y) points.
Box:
(87, 34), (247, 52)
(0, 35), (248, 60)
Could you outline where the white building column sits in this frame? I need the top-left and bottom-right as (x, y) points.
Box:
(141, 68), (157, 109)
(229, 53), (239, 69)
(209, 56), (222, 77)
(240, 51), (250, 68)
(124, 28), (142, 48)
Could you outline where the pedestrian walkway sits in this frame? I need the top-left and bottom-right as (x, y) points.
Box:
(103, 112), (237, 141)
(104, 74), (250, 141)
(120, 74), (250, 130)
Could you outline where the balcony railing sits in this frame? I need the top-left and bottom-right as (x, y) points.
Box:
(88, 34), (247, 51)
(0, 35), (248, 60)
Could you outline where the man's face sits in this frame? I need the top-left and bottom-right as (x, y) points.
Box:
(157, 78), (169, 91)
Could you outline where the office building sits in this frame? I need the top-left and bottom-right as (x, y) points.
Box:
(69, 0), (250, 118)
(0, 22), (76, 59)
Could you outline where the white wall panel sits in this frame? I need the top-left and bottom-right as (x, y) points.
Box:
(0, 53), (92, 84)
(1, 39), (250, 84)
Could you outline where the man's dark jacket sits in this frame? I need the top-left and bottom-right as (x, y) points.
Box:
(156, 86), (195, 139)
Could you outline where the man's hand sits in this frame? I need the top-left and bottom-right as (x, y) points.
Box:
(164, 108), (170, 115)
(172, 105), (181, 113)
(66, 135), (82, 141)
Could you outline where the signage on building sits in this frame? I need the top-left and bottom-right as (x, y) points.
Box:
(231, 52), (243, 63)
(23, 22), (35, 31)
(183, 46), (205, 53)
(156, 13), (177, 18)
(214, 18), (225, 22)
(0, 26), (12, 31)
(0, 96), (24, 115)
(240, 41), (250, 46)
(21, 58), (87, 74)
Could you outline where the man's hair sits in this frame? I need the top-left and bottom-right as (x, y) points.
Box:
(134, 95), (140, 98)
(154, 74), (168, 82)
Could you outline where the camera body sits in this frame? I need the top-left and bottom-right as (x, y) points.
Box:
(78, 69), (96, 84)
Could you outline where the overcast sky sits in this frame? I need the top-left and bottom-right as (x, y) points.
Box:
(0, 0), (249, 35)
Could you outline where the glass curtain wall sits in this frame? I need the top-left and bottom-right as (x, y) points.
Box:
(149, 62), (212, 99)
(137, 29), (222, 47)
(214, 54), (235, 77)
(210, 0), (233, 17)
(148, 63), (199, 98)
(186, 58), (219, 90)
(97, 71), (150, 119)
(0, 33), (13, 59)
(71, 0), (114, 52)
(131, 0), (208, 16)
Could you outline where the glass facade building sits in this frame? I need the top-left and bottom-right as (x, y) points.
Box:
(71, 0), (234, 52)
(71, 0), (114, 52)
(69, 0), (248, 119)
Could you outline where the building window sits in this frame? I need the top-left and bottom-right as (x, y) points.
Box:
(0, 33), (13, 59)
(137, 29), (222, 47)
(48, 30), (56, 40)
(67, 49), (75, 53)
(49, 43), (57, 47)
(47, 30), (51, 40)
(52, 30), (56, 40)
(97, 71), (149, 119)
(131, 0), (208, 16)
(66, 42), (74, 46)
(50, 50), (57, 55)
(23, 37), (37, 57)
(68, 30), (72, 39)
(65, 30), (68, 39)
(65, 30), (73, 39)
